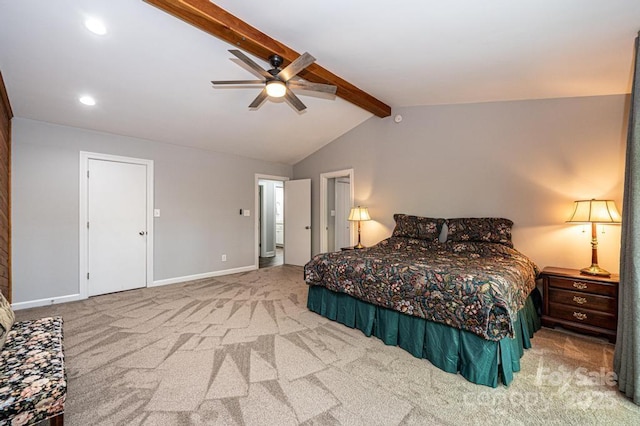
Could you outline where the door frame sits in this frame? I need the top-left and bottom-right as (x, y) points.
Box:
(254, 173), (289, 269)
(79, 152), (154, 299)
(320, 168), (354, 253)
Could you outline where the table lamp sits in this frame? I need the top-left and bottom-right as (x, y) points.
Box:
(348, 206), (371, 249)
(566, 199), (621, 277)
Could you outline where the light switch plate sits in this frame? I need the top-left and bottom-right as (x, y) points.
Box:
(244, 210), (250, 217)
(154, 209), (160, 217)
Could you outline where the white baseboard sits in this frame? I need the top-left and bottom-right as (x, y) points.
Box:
(12, 293), (83, 311)
(150, 264), (257, 287)
(11, 266), (257, 309)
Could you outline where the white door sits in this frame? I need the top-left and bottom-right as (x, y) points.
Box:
(284, 179), (311, 266)
(334, 181), (351, 249)
(88, 159), (148, 296)
(260, 182), (276, 257)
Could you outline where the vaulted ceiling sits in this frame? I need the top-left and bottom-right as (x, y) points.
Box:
(1, 1), (639, 164)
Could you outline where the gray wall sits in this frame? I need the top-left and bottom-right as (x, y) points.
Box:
(12, 118), (291, 303)
(294, 95), (628, 273)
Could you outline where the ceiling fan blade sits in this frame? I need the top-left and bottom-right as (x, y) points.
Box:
(249, 88), (269, 108)
(287, 80), (337, 94)
(228, 49), (272, 79)
(284, 90), (307, 112)
(277, 52), (315, 82)
(212, 80), (265, 85)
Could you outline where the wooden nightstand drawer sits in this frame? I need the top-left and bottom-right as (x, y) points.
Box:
(549, 302), (616, 330)
(541, 267), (619, 343)
(548, 288), (616, 312)
(547, 276), (615, 297)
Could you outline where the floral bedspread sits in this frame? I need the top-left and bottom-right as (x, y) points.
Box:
(304, 237), (538, 341)
(0, 317), (65, 425)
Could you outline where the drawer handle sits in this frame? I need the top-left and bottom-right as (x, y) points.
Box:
(573, 296), (587, 305)
(572, 282), (588, 290)
(573, 312), (588, 321)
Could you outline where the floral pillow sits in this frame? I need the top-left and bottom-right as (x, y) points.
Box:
(0, 292), (15, 349)
(446, 217), (514, 247)
(392, 214), (445, 242)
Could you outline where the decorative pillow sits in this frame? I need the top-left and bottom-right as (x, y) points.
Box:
(392, 214), (446, 242)
(0, 292), (15, 349)
(446, 217), (514, 247)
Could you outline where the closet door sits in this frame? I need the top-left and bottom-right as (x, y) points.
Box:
(87, 159), (148, 296)
(334, 180), (351, 249)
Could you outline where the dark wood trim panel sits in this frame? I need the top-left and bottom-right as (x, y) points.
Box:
(0, 72), (12, 119)
(143, 0), (392, 118)
(0, 70), (12, 302)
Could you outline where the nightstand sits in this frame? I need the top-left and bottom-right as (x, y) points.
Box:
(340, 246), (355, 251)
(541, 266), (618, 343)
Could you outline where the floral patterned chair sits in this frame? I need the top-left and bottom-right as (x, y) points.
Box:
(0, 317), (66, 426)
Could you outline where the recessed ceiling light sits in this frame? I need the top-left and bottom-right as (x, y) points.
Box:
(84, 18), (107, 35)
(79, 95), (96, 106)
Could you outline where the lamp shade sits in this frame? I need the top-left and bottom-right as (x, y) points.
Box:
(566, 199), (622, 223)
(348, 206), (371, 222)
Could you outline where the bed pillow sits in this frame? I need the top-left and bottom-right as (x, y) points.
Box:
(446, 217), (514, 247)
(0, 292), (15, 349)
(392, 214), (445, 242)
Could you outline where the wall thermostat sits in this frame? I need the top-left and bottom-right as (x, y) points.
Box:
(394, 114), (403, 123)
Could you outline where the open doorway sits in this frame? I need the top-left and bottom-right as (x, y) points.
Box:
(255, 174), (311, 267)
(320, 169), (354, 253)
(258, 178), (285, 268)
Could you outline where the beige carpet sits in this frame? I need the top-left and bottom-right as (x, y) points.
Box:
(16, 265), (640, 425)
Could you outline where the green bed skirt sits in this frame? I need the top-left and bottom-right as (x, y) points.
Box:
(307, 285), (541, 387)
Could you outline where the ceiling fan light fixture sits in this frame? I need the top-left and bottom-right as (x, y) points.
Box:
(213, 50), (335, 111)
(265, 80), (286, 98)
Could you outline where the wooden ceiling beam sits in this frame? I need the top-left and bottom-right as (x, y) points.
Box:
(144, 0), (391, 117)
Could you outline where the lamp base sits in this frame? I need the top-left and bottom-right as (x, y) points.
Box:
(353, 243), (365, 249)
(580, 265), (611, 278)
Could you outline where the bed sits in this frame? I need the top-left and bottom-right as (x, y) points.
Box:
(304, 214), (540, 387)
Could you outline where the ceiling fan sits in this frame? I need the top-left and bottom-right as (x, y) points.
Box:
(212, 49), (337, 112)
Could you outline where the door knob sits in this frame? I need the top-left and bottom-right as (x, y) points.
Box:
(139, 231), (146, 236)
(305, 226), (310, 230)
